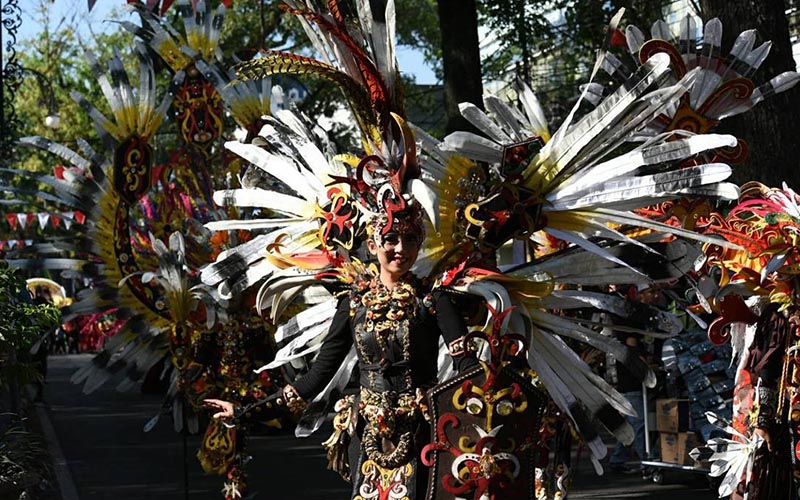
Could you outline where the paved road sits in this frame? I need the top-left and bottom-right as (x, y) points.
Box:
(39, 354), (718, 499)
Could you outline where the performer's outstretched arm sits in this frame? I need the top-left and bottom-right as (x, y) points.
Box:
(291, 295), (353, 400)
(206, 295), (353, 421)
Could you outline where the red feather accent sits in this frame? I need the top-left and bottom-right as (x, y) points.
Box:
(160, 0), (177, 13)
(279, 4), (392, 128)
(328, 0), (346, 25)
(610, 28), (627, 48)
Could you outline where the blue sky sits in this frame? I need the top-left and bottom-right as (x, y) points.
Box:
(12, 0), (438, 84)
(16, 0), (120, 43)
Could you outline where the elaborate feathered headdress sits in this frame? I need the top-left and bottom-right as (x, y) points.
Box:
(232, 0), (435, 247)
(704, 182), (800, 309)
(201, 5), (751, 468)
(204, 0), (440, 300)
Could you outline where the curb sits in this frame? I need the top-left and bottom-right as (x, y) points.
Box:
(34, 403), (80, 500)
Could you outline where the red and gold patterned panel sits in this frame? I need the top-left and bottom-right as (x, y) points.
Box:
(423, 364), (547, 500)
(113, 135), (153, 204)
(174, 66), (224, 157)
(113, 201), (169, 318)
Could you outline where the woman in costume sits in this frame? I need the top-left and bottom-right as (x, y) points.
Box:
(735, 303), (798, 499)
(200, 4), (758, 498)
(207, 203), (478, 498)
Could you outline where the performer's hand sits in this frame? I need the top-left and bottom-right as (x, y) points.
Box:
(203, 398), (235, 419)
(277, 385), (308, 414)
(754, 427), (772, 451)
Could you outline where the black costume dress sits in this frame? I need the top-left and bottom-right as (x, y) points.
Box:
(736, 303), (799, 500)
(291, 277), (470, 500)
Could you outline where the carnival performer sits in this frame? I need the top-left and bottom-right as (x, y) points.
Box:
(688, 183), (800, 499)
(199, 3), (757, 498)
(691, 299), (799, 500)
(736, 302), (797, 499)
(207, 204), (479, 497)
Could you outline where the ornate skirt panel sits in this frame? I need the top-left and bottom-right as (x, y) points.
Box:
(349, 427), (428, 500)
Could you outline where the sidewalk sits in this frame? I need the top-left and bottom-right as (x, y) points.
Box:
(38, 354), (348, 499)
(38, 354), (715, 499)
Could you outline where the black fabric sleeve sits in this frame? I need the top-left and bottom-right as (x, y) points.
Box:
(291, 295), (354, 400)
(746, 304), (788, 428)
(434, 290), (479, 372)
(749, 305), (788, 388)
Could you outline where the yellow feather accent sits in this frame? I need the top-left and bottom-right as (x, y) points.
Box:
(540, 211), (592, 233)
(185, 32), (205, 57)
(117, 105), (138, 138)
(234, 54), (382, 146)
(91, 71), (166, 142)
(521, 156), (558, 195)
(292, 230), (323, 251)
(140, 109), (166, 139)
(151, 38), (192, 72)
(475, 272), (555, 300)
(95, 114), (125, 141)
(423, 155), (482, 264)
(333, 154), (361, 169)
(228, 93), (270, 128)
(185, 32), (217, 63)
(163, 280), (194, 325)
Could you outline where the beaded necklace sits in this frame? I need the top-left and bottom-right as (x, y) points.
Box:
(351, 275), (418, 387)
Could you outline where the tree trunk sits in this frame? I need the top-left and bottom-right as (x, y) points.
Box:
(700, 0), (800, 187)
(437, 0), (483, 134)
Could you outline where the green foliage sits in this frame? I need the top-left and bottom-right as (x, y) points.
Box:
(0, 263), (60, 390)
(220, 0), (307, 56)
(13, 3), (135, 169)
(0, 416), (53, 497)
(478, 0), (562, 82)
(7, 2), (137, 221)
(359, 0), (668, 129)
(395, 0), (442, 74)
(292, 76), (360, 151)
